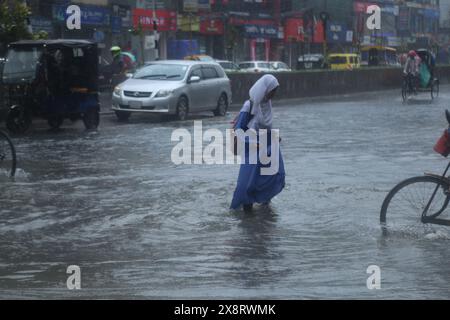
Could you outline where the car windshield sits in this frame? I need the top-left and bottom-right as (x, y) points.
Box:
(239, 63), (255, 69)
(329, 56), (348, 64)
(2, 47), (43, 83)
(220, 62), (233, 69)
(273, 62), (288, 69)
(133, 64), (188, 81)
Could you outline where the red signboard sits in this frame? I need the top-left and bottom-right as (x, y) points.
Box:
(284, 18), (324, 43)
(284, 18), (304, 42)
(200, 18), (224, 35)
(354, 2), (375, 13)
(313, 22), (324, 43)
(132, 8), (177, 31)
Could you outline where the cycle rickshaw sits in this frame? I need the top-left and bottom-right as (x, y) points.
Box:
(401, 49), (439, 102)
(1, 40), (100, 134)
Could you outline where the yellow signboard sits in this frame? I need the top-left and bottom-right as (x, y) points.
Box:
(178, 14), (200, 32)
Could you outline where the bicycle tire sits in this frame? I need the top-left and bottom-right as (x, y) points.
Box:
(0, 130), (17, 177)
(431, 80), (439, 100)
(380, 175), (450, 230)
(402, 78), (408, 102)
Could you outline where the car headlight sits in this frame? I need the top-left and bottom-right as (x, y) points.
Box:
(113, 86), (122, 96)
(155, 89), (173, 98)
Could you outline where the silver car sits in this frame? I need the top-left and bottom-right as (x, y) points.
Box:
(112, 60), (232, 121)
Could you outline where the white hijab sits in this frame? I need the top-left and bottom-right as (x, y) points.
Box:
(247, 74), (279, 130)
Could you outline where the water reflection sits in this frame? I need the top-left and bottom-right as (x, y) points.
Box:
(227, 205), (285, 289)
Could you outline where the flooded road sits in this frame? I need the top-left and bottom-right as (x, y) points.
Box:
(1, 88), (450, 299)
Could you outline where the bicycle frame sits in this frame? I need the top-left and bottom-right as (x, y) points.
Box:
(422, 161), (450, 226)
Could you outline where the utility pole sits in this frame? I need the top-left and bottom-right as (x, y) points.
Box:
(152, 0), (159, 60)
(320, 11), (330, 58)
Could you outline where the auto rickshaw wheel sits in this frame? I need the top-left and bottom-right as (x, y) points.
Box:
(6, 105), (32, 134)
(47, 115), (64, 130)
(82, 108), (100, 130)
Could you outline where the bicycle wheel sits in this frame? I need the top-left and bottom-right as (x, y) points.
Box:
(380, 176), (450, 231)
(0, 130), (17, 177)
(431, 79), (439, 100)
(402, 78), (408, 102)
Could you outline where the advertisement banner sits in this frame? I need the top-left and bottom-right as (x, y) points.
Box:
(110, 16), (122, 33)
(284, 18), (304, 42)
(178, 14), (200, 32)
(200, 18), (224, 35)
(52, 4), (110, 26)
(132, 9), (177, 31)
(183, 0), (198, 12)
(136, 0), (165, 10)
(244, 24), (278, 39)
(327, 24), (352, 43)
(30, 16), (53, 35)
(113, 4), (132, 27)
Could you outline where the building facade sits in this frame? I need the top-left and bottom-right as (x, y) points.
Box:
(22, 0), (443, 65)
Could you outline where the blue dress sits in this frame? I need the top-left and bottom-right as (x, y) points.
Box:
(230, 107), (286, 210)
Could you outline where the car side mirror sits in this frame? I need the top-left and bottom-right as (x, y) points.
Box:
(189, 75), (201, 83)
(125, 73), (133, 78)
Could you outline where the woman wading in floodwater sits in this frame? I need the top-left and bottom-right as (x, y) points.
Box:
(230, 74), (286, 212)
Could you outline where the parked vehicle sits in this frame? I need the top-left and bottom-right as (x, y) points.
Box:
(361, 46), (399, 67)
(112, 60), (232, 121)
(238, 61), (272, 73)
(1, 40), (100, 133)
(216, 60), (240, 72)
(297, 54), (326, 70)
(328, 53), (361, 70)
(184, 54), (215, 62)
(270, 61), (291, 72)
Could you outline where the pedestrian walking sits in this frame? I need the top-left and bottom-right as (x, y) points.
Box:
(230, 74), (286, 212)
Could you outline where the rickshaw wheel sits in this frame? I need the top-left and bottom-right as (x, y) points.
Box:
(47, 115), (64, 130)
(431, 80), (439, 100)
(401, 78), (408, 102)
(6, 105), (32, 134)
(83, 108), (100, 130)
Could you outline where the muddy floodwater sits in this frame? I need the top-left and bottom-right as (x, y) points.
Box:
(1, 89), (450, 299)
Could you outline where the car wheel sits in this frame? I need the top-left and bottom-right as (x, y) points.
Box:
(213, 94), (228, 116)
(115, 111), (131, 122)
(176, 96), (189, 121)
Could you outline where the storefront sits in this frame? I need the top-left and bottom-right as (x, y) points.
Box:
(228, 13), (277, 62)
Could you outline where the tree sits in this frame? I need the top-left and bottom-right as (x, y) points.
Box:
(0, 0), (32, 55)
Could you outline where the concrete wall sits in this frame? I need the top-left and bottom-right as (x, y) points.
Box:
(228, 66), (450, 105)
